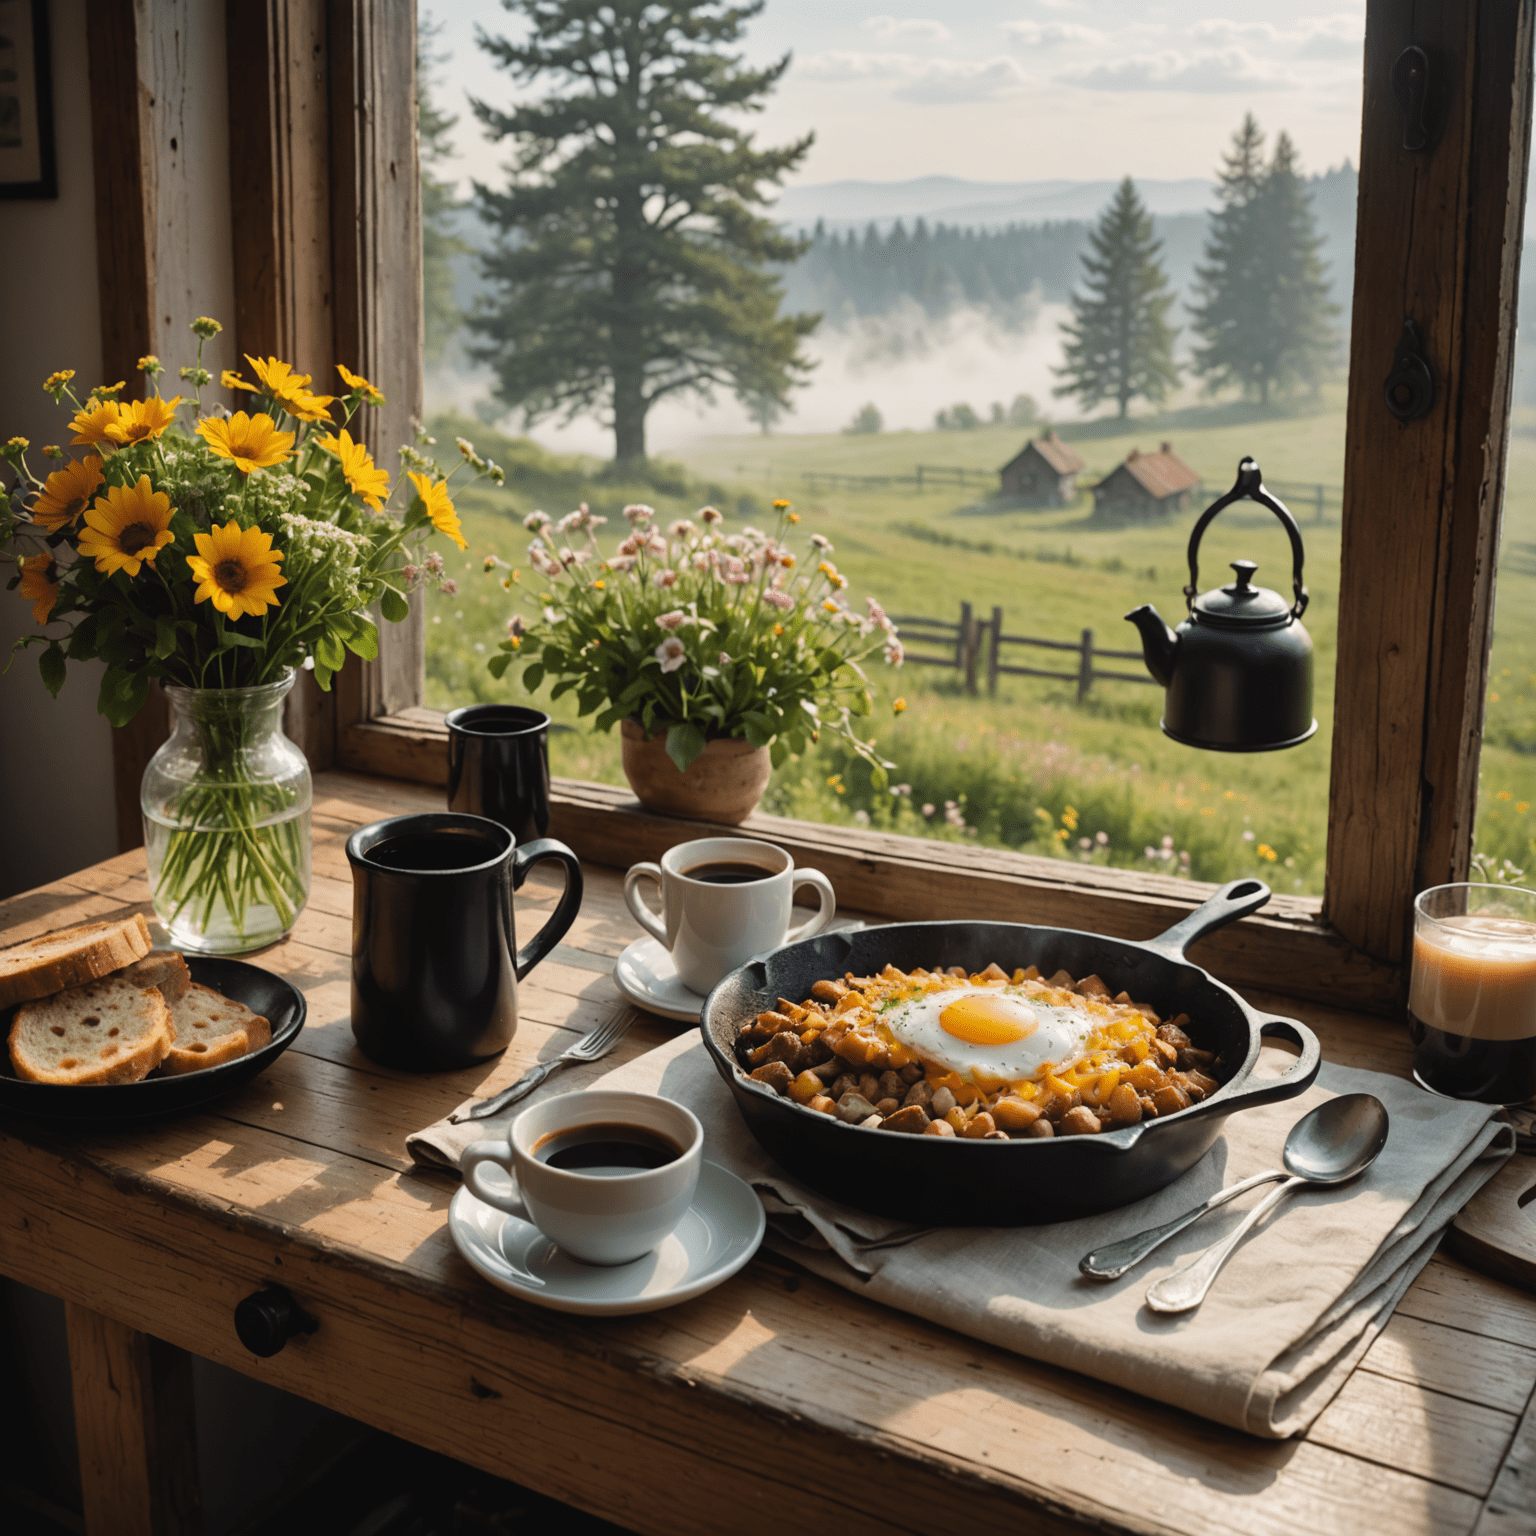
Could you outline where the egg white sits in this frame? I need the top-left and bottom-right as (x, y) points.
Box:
(882, 986), (1096, 1083)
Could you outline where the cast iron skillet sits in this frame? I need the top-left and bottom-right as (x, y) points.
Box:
(0, 956), (305, 1121)
(700, 878), (1320, 1225)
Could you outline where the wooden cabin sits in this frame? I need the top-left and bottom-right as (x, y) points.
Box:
(1090, 442), (1201, 522)
(998, 432), (1085, 506)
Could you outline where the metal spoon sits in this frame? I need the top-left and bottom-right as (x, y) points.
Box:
(1142, 1093), (1390, 1315)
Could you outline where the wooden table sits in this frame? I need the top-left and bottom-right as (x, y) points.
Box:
(2, 770), (1534, 1536)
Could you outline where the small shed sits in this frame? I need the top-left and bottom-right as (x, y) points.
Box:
(1091, 443), (1201, 523)
(999, 432), (1085, 506)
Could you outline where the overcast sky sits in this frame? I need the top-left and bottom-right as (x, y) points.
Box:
(426, 2), (1366, 195)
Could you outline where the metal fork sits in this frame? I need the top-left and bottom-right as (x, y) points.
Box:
(448, 1012), (635, 1123)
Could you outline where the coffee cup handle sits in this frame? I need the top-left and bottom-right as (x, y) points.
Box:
(623, 862), (668, 943)
(787, 869), (837, 943)
(461, 1142), (531, 1219)
(510, 839), (585, 982)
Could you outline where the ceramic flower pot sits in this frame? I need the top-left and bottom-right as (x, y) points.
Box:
(619, 720), (771, 825)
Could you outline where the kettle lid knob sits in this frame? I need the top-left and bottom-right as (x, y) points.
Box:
(1228, 560), (1258, 591)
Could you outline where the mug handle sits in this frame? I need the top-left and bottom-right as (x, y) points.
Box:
(787, 869), (837, 943)
(623, 862), (668, 943)
(461, 1140), (530, 1217)
(510, 838), (585, 982)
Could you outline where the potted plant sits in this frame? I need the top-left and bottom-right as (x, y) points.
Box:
(487, 500), (904, 823)
(2, 319), (495, 953)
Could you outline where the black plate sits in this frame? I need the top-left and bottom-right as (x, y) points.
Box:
(0, 956), (305, 1120)
(700, 880), (1321, 1226)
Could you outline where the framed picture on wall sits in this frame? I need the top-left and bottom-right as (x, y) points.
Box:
(0, 0), (54, 199)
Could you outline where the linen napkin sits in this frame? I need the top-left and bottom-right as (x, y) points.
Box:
(411, 1031), (1513, 1439)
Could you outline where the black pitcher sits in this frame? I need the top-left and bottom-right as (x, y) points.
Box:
(345, 812), (583, 1071)
(445, 704), (552, 845)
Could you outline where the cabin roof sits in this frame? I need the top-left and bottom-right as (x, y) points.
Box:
(1094, 442), (1200, 499)
(1001, 431), (1085, 477)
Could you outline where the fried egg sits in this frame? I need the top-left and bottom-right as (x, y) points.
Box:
(882, 986), (1096, 1083)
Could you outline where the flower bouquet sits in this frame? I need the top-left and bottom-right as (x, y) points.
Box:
(487, 500), (902, 820)
(2, 318), (494, 952)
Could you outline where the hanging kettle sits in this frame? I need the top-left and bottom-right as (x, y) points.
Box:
(1125, 457), (1317, 752)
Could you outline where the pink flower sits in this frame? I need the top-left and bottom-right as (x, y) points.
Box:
(883, 638), (905, 666)
(656, 610), (687, 632)
(655, 568), (678, 588)
(401, 563), (419, 583)
(424, 551), (445, 574)
(623, 503), (655, 524)
(693, 551), (716, 573)
(667, 519), (696, 539)
(700, 506), (723, 524)
(867, 597), (889, 628)
(646, 532), (668, 556)
(654, 636), (687, 673)
(617, 535), (640, 557)
(718, 651), (731, 665)
(441, 578), (459, 596)
(763, 589), (794, 611)
(606, 555), (636, 573)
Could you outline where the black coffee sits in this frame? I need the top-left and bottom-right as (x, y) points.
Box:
(682, 860), (773, 885)
(533, 1122), (683, 1172)
(1408, 1014), (1536, 1104)
(364, 833), (503, 872)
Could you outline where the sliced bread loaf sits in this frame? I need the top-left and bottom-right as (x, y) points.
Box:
(161, 983), (271, 1076)
(117, 949), (191, 1004)
(0, 914), (153, 1009)
(8, 978), (174, 1085)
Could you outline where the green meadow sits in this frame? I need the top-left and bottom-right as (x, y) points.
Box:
(423, 393), (1536, 895)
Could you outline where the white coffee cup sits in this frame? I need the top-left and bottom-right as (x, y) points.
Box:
(623, 837), (835, 995)
(461, 1090), (703, 1266)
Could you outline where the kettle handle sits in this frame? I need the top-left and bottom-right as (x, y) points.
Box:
(1184, 458), (1309, 620)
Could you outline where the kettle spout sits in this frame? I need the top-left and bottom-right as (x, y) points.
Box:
(1125, 605), (1178, 687)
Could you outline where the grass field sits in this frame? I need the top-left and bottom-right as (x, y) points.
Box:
(422, 391), (1536, 895)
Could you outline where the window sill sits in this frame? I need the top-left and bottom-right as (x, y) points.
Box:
(338, 711), (1399, 1016)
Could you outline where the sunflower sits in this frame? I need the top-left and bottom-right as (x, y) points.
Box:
(17, 554), (60, 626)
(77, 477), (176, 576)
(187, 521), (287, 619)
(107, 395), (182, 446)
(336, 364), (385, 405)
(30, 455), (104, 532)
(318, 428), (390, 509)
(196, 412), (295, 474)
(245, 355), (334, 423)
(70, 401), (122, 446)
(221, 368), (256, 393)
(407, 471), (467, 550)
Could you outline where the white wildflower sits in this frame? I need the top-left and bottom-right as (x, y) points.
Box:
(523, 511), (551, 530)
(623, 503), (655, 524)
(700, 505), (723, 524)
(655, 568), (678, 588)
(656, 610), (687, 632)
(654, 636), (687, 673)
(763, 589), (794, 611)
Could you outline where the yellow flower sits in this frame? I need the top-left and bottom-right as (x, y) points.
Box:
(30, 455), (104, 531)
(336, 364), (385, 405)
(137, 354), (161, 374)
(70, 401), (122, 445)
(245, 356), (334, 422)
(787, 511), (801, 523)
(191, 316), (223, 339)
(317, 428), (390, 509)
(196, 412), (295, 474)
(92, 381), (126, 399)
(222, 368), (256, 393)
(17, 554), (60, 626)
(78, 477), (176, 576)
(42, 368), (75, 394)
(1256, 844), (1278, 862)
(187, 521), (287, 619)
(773, 498), (792, 509)
(4, 436), (28, 458)
(42, 445), (61, 459)
(893, 697), (907, 713)
(407, 470), (466, 549)
(107, 395), (182, 445)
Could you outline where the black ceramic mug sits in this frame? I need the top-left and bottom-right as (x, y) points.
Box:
(445, 704), (552, 845)
(345, 812), (583, 1071)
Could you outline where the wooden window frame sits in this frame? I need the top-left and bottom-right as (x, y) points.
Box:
(92, 1), (1533, 1020)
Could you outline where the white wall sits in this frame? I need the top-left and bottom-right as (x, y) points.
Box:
(0, 0), (115, 899)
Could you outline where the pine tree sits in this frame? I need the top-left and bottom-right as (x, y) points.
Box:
(469, 1), (817, 465)
(1053, 177), (1179, 420)
(1189, 119), (1338, 403)
(418, 15), (468, 367)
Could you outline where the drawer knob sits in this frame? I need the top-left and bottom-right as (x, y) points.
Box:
(234, 1284), (318, 1357)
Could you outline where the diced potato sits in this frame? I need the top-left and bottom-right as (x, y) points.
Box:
(789, 1070), (824, 1104)
(992, 1097), (1041, 1131)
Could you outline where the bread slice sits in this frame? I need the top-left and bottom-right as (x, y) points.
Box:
(8, 978), (174, 1085)
(0, 914), (153, 1009)
(160, 983), (271, 1076)
(117, 949), (191, 1004)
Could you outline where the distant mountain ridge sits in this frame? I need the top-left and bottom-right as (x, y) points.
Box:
(771, 176), (1220, 232)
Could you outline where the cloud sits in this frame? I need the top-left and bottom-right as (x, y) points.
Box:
(863, 16), (952, 43)
(797, 51), (1031, 102)
(1063, 49), (1294, 95)
(1003, 20), (1105, 47)
(1189, 13), (1362, 56)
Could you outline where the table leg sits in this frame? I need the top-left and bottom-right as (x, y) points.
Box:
(64, 1302), (201, 1536)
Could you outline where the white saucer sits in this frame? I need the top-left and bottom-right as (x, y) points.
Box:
(613, 936), (708, 1022)
(448, 1159), (766, 1316)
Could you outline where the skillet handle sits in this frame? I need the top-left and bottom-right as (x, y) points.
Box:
(1144, 878), (1271, 960)
(1187, 1016), (1322, 1122)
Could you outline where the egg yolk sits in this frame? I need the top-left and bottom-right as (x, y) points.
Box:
(938, 993), (1038, 1046)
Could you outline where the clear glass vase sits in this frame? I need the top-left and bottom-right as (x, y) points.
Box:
(141, 673), (312, 954)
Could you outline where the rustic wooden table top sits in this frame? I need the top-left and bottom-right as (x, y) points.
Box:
(2, 769), (1533, 1536)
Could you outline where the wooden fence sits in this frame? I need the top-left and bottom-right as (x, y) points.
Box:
(892, 603), (1158, 701)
